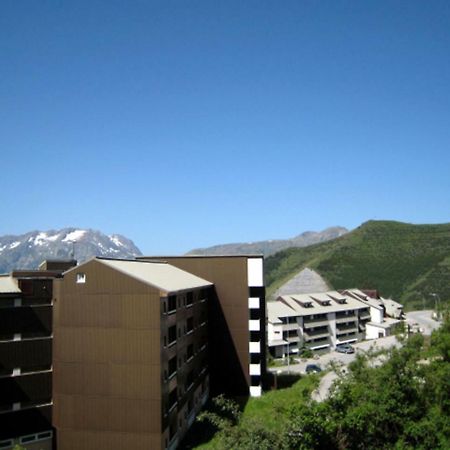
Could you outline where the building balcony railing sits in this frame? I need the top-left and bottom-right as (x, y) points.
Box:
(337, 325), (358, 334)
(285, 336), (300, 343)
(281, 323), (298, 331)
(335, 315), (357, 324)
(359, 313), (371, 321)
(303, 319), (329, 329)
(304, 338), (330, 349)
(304, 331), (330, 341)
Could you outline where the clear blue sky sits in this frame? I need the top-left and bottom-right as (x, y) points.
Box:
(1, 1), (449, 254)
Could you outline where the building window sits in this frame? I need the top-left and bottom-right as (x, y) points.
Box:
(168, 356), (177, 379)
(186, 292), (193, 307)
(168, 326), (177, 346)
(168, 295), (177, 313)
(168, 388), (177, 411)
(0, 440), (13, 449)
(186, 343), (194, 361)
(76, 273), (86, 284)
(186, 317), (194, 334)
(185, 370), (195, 392)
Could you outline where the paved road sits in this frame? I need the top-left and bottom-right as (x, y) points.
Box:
(405, 310), (441, 335)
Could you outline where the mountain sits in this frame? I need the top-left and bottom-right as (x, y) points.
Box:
(186, 226), (349, 256)
(265, 220), (450, 309)
(0, 228), (142, 273)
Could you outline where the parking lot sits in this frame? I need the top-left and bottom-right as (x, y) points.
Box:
(269, 335), (402, 376)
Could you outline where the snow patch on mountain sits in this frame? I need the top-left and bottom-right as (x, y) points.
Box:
(62, 230), (87, 242)
(109, 235), (124, 247)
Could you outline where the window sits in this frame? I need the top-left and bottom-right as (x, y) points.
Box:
(168, 387), (177, 411)
(168, 295), (177, 313)
(76, 273), (86, 284)
(0, 440), (13, 449)
(168, 356), (177, 379)
(186, 343), (194, 361)
(168, 325), (177, 346)
(186, 317), (194, 334)
(185, 370), (195, 391)
(186, 292), (193, 306)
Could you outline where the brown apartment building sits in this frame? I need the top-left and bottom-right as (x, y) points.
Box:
(52, 255), (265, 450)
(137, 255), (266, 398)
(52, 258), (213, 450)
(0, 260), (75, 450)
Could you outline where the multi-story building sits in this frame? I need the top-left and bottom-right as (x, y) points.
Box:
(0, 260), (75, 450)
(267, 291), (372, 357)
(137, 255), (266, 398)
(52, 257), (214, 450)
(2, 254), (265, 450)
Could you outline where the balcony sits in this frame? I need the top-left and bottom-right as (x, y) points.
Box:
(303, 318), (329, 329)
(335, 315), (357, 324)
(304, 338), (330, 350)
(359, 313), (371, 321)
(336, 324), (358, 333)
(304, 330), (330, 341)
(281, 323), (298, 331)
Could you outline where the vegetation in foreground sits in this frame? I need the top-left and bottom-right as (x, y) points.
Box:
(194, 319), (450, 449)
(265, 220), (450, 309)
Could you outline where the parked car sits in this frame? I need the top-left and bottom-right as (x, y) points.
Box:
(335, 344), (355, 354)
(305, 364), (322, 374)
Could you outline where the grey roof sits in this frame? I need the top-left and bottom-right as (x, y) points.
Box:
(0, 276), (21, 294)
(343, 288), (384, 310)
(380, 297), (403, 309)
(96, 258), (213, 292)
(268, 290), (369, 321)
(367, 317), (401, 329)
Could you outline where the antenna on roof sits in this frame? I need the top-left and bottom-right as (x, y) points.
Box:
(70, 241), (76, 260)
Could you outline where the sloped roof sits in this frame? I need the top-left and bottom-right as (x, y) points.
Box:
(343, 288), (384, 310)
(0, 276), (21, 294)
(268, 290), (368, 320)
(97, 258), (213, 292)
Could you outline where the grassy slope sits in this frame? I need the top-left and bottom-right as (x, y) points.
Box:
(194, 375), (318, 449)
(265, 220), (450, 308)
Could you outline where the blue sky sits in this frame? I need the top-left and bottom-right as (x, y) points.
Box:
(1, 1), (449, 254)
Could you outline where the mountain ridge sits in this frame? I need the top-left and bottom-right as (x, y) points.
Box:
(0, 228), (142, 273)
(186, 226), (349, 256)
(265, 220), (450, 309)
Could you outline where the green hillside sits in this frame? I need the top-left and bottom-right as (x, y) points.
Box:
(265, 220), (450, 309)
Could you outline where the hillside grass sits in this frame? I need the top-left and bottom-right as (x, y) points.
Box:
(191, 375), (319, 449)
(266, 220), (450, 307)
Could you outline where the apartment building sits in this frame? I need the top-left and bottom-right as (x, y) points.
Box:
(137, 255), (266, 398)
(267, 291), (371, 357)
(0, 261), (74, 450)
(52, 257), (214, 450)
